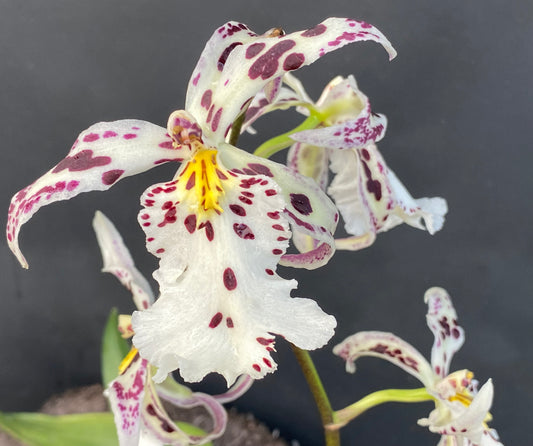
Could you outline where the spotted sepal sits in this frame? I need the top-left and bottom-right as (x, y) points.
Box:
(93, 210), (155, 311)
(218, 143), (338, 269)
(328, 143), (448, 251)
(104, 351), (149, 446)
(333, 330), (435, 388)
(7, 120), (182, 268)
(187, 18), (396, 144)
(425, 287), (465, 378)
(132, 152), (336, 385)
(140, 369), (226, 445)
(289, 77), (388, 150)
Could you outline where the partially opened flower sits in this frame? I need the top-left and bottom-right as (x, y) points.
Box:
(6, 18), (396, 384)
(333, 287), (502, 445)
(93, 210), (253, 446)
(245, 73), (447, 251)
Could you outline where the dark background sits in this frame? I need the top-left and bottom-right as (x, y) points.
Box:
(0, 1), (531, 444)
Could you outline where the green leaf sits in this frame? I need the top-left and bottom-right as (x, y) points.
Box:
(0, 412), (118, 446)
(101, 308), (130, 387)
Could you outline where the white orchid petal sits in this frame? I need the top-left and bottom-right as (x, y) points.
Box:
(219, 143), (338, 269)
(287, 143), (329, 191)
(424, 287), (465, 378)
(93, 211), (155, 310)
(328, 144), (447, 250)
(420, 380), (496, 446)
(188, 18), (395, 143)
(290, 113), (387, 149)
(105, 352), (149, 446)
(132, 155), (335, 384)
(7, 120), (181, 268)
(212, 374), (254, 404)
(333, 331), (435, 388)
(141, 371), (210, 445)
(141, 373), (227, 445)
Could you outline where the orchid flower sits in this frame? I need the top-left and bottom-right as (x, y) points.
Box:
(333, 287), (502, 446)
(93, 210), (253, 446)
(244, 73), (447, 251)
(6, 18), (396, 385)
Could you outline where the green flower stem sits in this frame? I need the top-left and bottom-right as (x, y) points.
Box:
(228, 111), (246, 147)
(253, 114), (322, 159)
(331, 388), (434, 429)
(291, 344), (340, 446)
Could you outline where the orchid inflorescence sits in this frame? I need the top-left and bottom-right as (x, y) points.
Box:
(5, 16), (501, 446)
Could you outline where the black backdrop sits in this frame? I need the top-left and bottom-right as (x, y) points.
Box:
(0, 1), (531, 444)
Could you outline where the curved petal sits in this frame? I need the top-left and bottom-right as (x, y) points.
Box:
(7, 120), (181, 268)
(105, 351), (149, 446)
(424, 287), (465, 378)
(212, 374), (254, 404)
(189, 18), (396, 144)
(93, 211), (155, 310)
(219, 143), (338, 269)
(132, 154), (335, 385)
(333, 331), (435, 388)
(327, 144), (447, 250)
(141, 370), (226, 445)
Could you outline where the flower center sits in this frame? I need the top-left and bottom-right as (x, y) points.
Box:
(177, 148), (230, 219)
(447, 371), (475, 407)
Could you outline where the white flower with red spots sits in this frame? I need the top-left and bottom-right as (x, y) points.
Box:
(94, 211), (253, 446)
(7, 18), (396, 385)
(244, 74), (447, 251)
(333, 287), (503, 446)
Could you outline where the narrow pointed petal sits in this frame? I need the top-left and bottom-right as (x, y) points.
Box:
(290, 113), (387, 149)
(327, 144), (447, 250)
(7, 120), (181, 268)
(105, 351), (149, 446)
(333, 331), (435, 388)
(219, 143), (338, 269)
(93, 211), (155, 310)
(141, 371), (226, 445)
(424, 287), (465, 378)
(132, 155), (335, 384)
(212, 375), (254, 404)
(188, 18), (396, 143)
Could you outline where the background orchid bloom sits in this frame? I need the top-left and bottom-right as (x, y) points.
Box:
(6, 18), (396, 385)
(333, 287), (502, 446)
(244, 73), (447, 252)
(94, 211), (253, 446)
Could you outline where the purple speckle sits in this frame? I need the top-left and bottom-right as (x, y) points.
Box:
(290, 193), (313, 215)
(102, 169), (125, 185)
(103, 131), (118, 138)
(301, 24), (327, 37)
(283, 53), (305, 71)
(83, 133), (99, 143)
(246, 42), (265, 59)
(248, 40), (296, 80)
(218, 42), (243, 71)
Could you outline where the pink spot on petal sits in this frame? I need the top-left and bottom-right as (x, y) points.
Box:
(252, 364), (261, 372)
(83, 133), (99, 142)
(102, 169), (125, 185)
(223, 267), (237, 290)
(103, 131), (118, 138)
(123, 133), (137, 140)
(209, 312), (223, 328)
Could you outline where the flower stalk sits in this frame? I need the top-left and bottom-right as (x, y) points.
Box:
(290, 344), (340, 446)
(330, 388), (433, 430)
